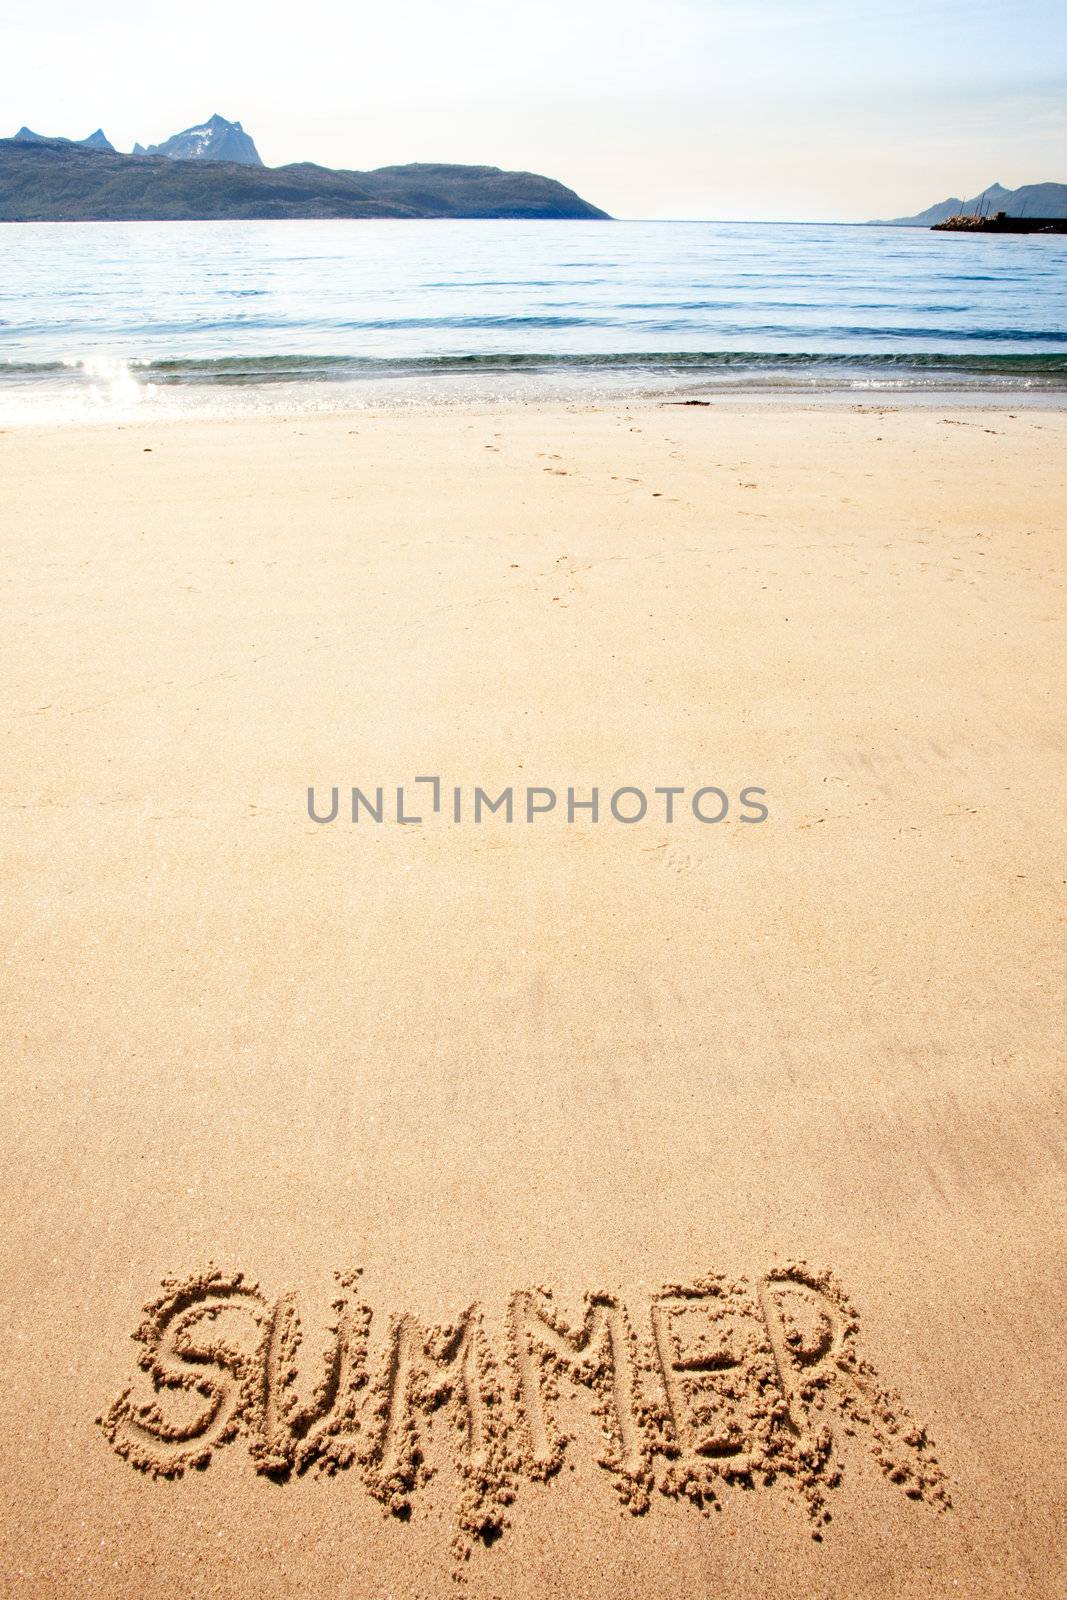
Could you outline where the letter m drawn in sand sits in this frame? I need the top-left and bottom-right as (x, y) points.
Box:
(507, 1289), (644, 1485)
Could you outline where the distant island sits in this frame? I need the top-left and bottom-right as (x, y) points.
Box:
(1, 114), (609, 221)
(873, 181), (1067, 226)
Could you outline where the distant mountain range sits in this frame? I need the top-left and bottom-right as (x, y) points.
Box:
(874, 181), (1067, 226)
(17, 115), (263, 167)
(0, 122), (608, 221)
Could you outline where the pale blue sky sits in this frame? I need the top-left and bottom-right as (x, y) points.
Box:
(3, 1), (1064, 218)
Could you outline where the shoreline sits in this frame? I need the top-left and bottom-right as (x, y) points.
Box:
(3, 383), (1067, 429)
(4, 349), (1067, 427)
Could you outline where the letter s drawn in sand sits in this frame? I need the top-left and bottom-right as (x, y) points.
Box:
(96, 1268), (270, 1476)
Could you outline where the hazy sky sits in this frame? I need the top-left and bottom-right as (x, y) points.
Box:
(3, 1), (1065, 219)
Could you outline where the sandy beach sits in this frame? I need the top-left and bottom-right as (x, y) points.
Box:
(1, 401), (1064, 1598)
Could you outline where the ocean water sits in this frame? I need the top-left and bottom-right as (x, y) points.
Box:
(1, 218), (1065, 420)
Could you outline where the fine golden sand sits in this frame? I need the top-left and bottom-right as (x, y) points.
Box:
(1, 404), (1064, 1598)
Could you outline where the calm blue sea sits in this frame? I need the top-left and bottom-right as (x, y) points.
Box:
(1, 219), (1065, 419)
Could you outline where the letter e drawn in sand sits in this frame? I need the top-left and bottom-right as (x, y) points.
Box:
(651, 1275), (773, 1489)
